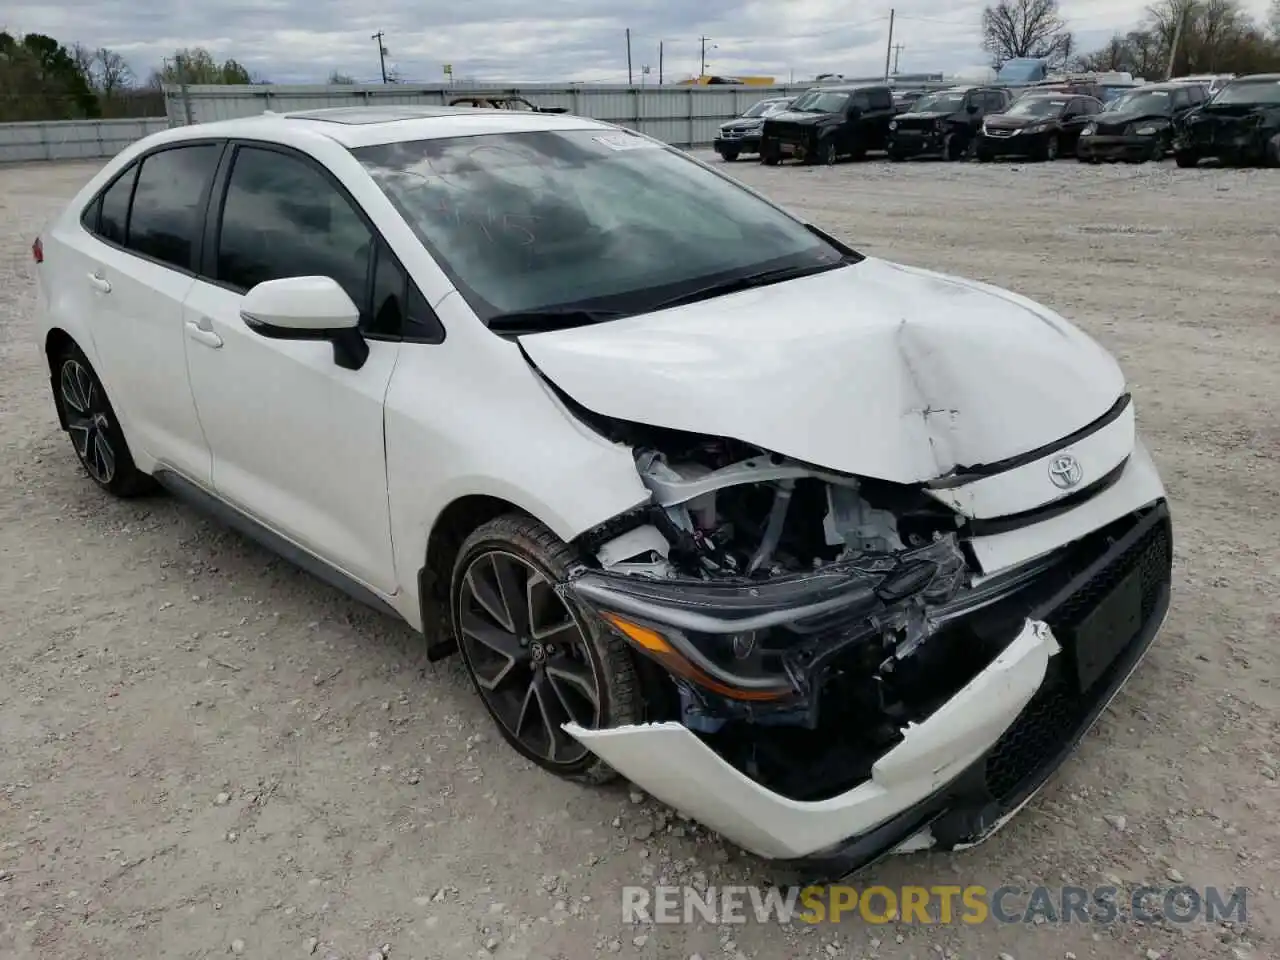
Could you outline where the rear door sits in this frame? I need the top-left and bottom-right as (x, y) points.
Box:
(69, 142), (224, 484)
(182, 142), (402, 594)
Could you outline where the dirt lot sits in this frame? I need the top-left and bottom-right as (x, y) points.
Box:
(1, 154), (1277, 960)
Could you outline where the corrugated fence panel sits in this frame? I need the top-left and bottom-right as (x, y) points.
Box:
(162, 82), (819, 147)
(0, 118), (169, 163)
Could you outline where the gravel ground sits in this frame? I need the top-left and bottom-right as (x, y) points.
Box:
(1, 153), (1277, 960)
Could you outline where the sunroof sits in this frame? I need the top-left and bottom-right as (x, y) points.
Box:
(285, 106), (470, 125)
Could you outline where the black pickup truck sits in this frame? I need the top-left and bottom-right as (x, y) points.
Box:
(759, 84), (896, 165)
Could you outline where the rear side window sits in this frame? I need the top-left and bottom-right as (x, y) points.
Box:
(127, 144), (222, 270)
(97, 166), (136, 245)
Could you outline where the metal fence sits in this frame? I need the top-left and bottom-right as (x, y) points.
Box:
(0, 118), (170, 163)
(161, 82), (831, 147)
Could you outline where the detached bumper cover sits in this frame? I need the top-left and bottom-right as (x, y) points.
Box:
(1078, 134), (1157, 159)
(567, 502), (1172, 876)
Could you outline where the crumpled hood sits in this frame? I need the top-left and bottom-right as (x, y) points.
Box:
(766, 111), (831, 125)
(520, 258), (1126, 484)
(1096, 110), (1164, 126)
(897, 111), (953, 122)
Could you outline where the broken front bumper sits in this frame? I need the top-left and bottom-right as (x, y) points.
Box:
(568, 502), (1172, 878)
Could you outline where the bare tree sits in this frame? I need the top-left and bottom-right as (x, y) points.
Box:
(981, 0), (1075, 68)
(327, 69), (355, 83)
(70, 42), (95, 82)
(1075, 35), (1131, 71)
(1267, 0), (1279, 36)
(94, 47), (133, 97)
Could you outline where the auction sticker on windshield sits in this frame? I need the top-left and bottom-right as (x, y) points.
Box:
(593, 133), (661, 151)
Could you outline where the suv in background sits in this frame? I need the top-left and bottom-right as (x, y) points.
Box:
(1175, 74), (1280, 168)
(888, 86), (1014, 161)
(759, 84), (896, 165)
(713, 97), (795, 161)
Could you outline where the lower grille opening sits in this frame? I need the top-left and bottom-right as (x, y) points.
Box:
(982, 512), (1172, 802)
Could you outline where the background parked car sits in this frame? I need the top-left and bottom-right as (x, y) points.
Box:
(892, 89), (925, 114)
(1171, 74), (1235, 96)
(887, 86), (1014, 161)
(713, 97), (795, 161)
(977, 94), (1104, 161)
(759, 84), (895, 165)
(1077, 82), (1209, 163)
(1019, 78), (1106, 101)
(1175, 74), (1280, 168)
(447, 95), (568, 113)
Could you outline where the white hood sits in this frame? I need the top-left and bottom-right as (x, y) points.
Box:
(520, 258), (1125, 484)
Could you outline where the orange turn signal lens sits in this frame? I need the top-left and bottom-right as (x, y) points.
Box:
(601, 612), (791, 702)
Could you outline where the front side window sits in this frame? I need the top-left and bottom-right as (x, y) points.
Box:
(127, 144), (221, 270)
(216, 146), (373, 316)
(867, 88), (892, 110)
(356, 129), (849, 324)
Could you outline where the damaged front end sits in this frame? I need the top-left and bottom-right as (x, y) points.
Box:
(554, 427), (1172, 870)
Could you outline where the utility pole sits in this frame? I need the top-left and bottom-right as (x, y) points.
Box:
(883, 9), (895, 81)
(892, 43), (905, 75)
(1165, 2), (1188, 80)
(372, 31), (388, 83)
(626, 28), (633, 85)
(700, 36), (713, 78)
(658, 42), (664, 85)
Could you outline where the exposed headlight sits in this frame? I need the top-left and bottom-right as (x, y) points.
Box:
(888, 120), (897, 131)
(1081, 123), (1096, 136)
(1134, 125), (1158, 136)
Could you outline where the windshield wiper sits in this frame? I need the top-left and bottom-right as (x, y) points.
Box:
(486, 308), (626, 334)
(650, 259), (849, 312)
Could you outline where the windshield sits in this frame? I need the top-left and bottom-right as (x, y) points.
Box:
(1108, 89), (1173, 114)
(743, 99), (783, 118)
(911, 92), (967, 113)
(1005, 97), (1068, 117)
(356, 130), (848, 324)
(1213, 80), (1280, 105)
(1100, 85), (1136, 103)
(789, 91), (850, 113)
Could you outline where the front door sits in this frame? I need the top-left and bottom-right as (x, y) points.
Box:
(183, 143), (400, 595)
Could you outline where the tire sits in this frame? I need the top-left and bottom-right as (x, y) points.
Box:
(943, 133), (963, 161)
(1174, 151), (1199, 168)
(721, 149), (740, 162)
(888, 148), (906, 162)
(761, 149), (780, 166)
(51, 341), (156, 498)
(450, 514), (641, 784)
(976, 150), (993, 163)
(1042, 134), (1060, 162)
(809, 139), (837, 166)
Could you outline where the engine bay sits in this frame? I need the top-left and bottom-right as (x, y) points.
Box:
(559, 426), (1062, 800)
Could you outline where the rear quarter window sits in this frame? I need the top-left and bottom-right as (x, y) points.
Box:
(126, 144), (222, 271)
(95, 166), (137, 245)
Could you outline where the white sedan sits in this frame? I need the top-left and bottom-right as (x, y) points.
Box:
(33, 106), (1172, 876)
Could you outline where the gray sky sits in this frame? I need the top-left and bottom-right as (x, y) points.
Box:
(13, 0), (1276, 84)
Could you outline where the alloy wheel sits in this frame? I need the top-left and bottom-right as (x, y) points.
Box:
(1046, 135), (1059, 161)
(59, 359), (115, 484)
(458, 550), (601, 766)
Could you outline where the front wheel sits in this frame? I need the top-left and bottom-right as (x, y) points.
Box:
(809, 139), (837, 166)
(1042, 134), (1060, 162)
(1174, 151), (1199, 168)
(52, 342), (155, 497)
(720, 149), (740, 162)
(943, 133), (964, 161)
(451, 515), (641, 783)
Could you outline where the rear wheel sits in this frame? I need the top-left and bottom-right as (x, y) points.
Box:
(1174, 150), (1199, 168)
(450, 515), (641, 783)
(720, 148), (740, 162)
(51, 342), (155, 498)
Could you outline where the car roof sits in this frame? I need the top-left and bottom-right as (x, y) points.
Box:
(149, 105), (612, 150)
(809, 83), (888, 92)
(1228, 73), (1280, 82)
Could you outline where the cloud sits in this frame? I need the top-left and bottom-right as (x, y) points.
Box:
(10, 0), (1276, 85)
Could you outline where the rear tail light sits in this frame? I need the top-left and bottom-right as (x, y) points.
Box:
(32, 236), (43, 264)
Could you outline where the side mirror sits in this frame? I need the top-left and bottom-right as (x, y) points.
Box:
(240, 276), (369, 370)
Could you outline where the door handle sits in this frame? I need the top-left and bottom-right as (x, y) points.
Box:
(87, 271), (111, 294)
(185, 316), (223, 349)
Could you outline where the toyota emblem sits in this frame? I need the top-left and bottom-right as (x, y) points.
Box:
(1048, 453), (1084, 490)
